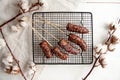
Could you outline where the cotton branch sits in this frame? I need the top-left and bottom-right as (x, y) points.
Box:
(0, 1), (43, 80)
(0, 28), (27, 80)
(82, 55), (101, 80)
(29, 0), (43, 12)
(82, 22), (120, 80)
(31, 71), (36, 80)
(0, 0), (43, 28)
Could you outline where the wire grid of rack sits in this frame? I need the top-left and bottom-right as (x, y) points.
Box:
(32, 12), (93, 64)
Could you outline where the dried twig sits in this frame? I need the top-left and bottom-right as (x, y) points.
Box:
(83, 41), (109, 80)
(17, 3), (25, 13)
(105, 29), (116, 45)
(29, 0), (43, 12)
(82, 51), (108, 80)
(0, 12), (22, 28)
(82, 22), (119, 80)
(82, 54), (101, 80)
(31, 71), (36, 80)
(0, 1), (43, 28)
(0, 28), (27, 80)
(0, 1), (43, 80)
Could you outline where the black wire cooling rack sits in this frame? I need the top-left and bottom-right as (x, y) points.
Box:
(32, 12), (93, 64)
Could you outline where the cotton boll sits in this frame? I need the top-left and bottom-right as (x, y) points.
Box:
(28, 68), (35, 76)
(2, 54), (14, 74)
(110, 35), (119, 44)
(0, 39), (6, 49)
(2, 55), (13, 66)
(21, 0), (29, 12)
(20, 21), (28, 28)
(21, 16), (29, 21)
(26, 67), (36, 77)
(6, 55), (13, 63)
(19, 16), (29, 28)
(99, 54), (107, 68)
(101, 60), (107, 68)
(95, 44), (107, 54)
(40, 0), (46, 7)
(102, 59), (107, 65)
(28, 61), (35, 67)
(113, 29), (120, 38)
(21, 0), (29, 7)
(95, 44), (102, 53)
(16, 24), (21, 29)
(21, 16), (29, 23)
(4, 65), (12, 74)
(26, 69), (35, 78)
(2, 58), (12, 66)
(100, 54), (105, 59)
(32, 65), (37, 72)
(28, 61), (37, 71)
(22, 5), (29, 12)
(109, 22), (120, 30)
(26, 61), (37, 77)
(100, 44), (107, 54)
(11, 25), (18, 32)
(11, 65), (20, 75)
